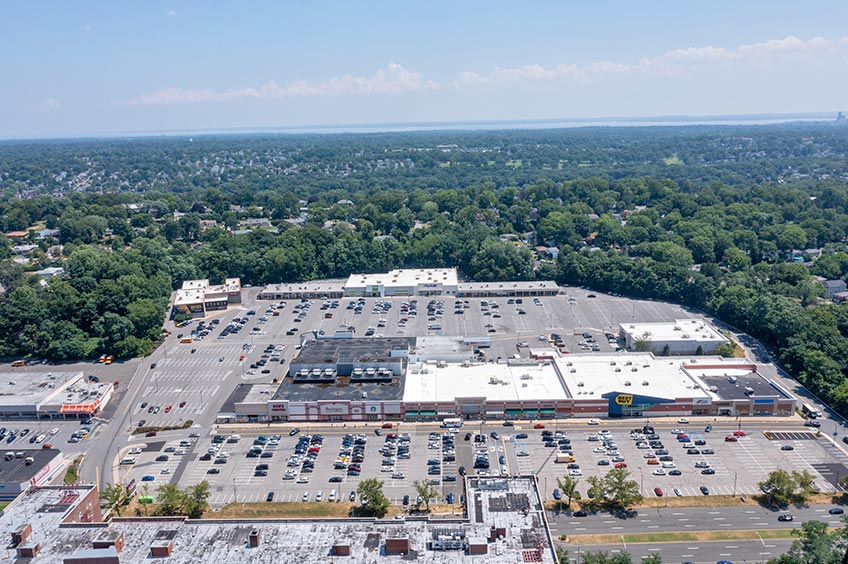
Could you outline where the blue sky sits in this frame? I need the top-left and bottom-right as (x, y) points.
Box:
(2, 1), (848, 138)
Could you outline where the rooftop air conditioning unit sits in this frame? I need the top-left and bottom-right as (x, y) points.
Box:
(642, 381), (649, 386)
(624, 381), (631, 386)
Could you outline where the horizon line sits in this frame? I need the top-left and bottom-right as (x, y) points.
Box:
(0, 110), (842, 142)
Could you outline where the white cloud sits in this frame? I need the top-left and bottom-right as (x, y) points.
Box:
(118, 63), (438, 107)
(459, 35), (848, 84)
(82, 24), (92, 32)
(23, 97), (63, 112)
(167, 10), (176, 16)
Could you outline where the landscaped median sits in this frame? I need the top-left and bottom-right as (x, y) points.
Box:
(564, 528), (803, 545)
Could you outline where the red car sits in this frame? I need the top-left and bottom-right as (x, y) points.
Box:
(164, 405), (172, 413)
(654, 487), (664, 497)
(145, 431), (157, 437)
(534, 423), (546, 429)
(733, 430), (747, 437)
(724, 435), (738, 442)
(239, 355), (245, 361)
(615, 462), (628, 468)
(381, 422), (394, 429)
(646, 459), (659, 465)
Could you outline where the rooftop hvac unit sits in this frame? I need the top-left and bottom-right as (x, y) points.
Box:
(642, 381), (649, 386)
(625, 361), (632, 366)
(709, 386), (718, 392)
(577, 381), (584, 387)
(610, 361), (616, 366)
(631, 367), (638, 372)
(744, 387), (755, 395)
(673, 326), (681, 331)
(624, 381), (631, 386)
(570, 369), (576, 373)
(615, 368), (621, 372)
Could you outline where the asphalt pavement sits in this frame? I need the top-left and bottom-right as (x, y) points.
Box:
(566, 539), (794, 564)
(548, 503), (847, 537)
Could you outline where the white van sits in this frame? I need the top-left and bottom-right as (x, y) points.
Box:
(119, 457), (136, 465)
(428, 323), (442, 331)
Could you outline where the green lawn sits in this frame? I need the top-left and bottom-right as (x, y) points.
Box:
(664, 154), (684, 165)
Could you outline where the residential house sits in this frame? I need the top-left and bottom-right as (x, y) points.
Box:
(822, 279), (848, 298)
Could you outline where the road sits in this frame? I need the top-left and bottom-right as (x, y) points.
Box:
(566, 539), (794, 564)
(548, 503), (846, 537)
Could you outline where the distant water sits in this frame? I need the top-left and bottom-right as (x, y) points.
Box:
(4, 112), (840, 141)
(121, 113), (837, 138)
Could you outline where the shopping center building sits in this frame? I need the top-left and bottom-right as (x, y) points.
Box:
(225, 337), (795, 423)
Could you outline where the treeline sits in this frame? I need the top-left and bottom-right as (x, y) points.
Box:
(2, 127), (848, 420)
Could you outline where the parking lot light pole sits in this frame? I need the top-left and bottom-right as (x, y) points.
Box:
(733, 471), (738, 496)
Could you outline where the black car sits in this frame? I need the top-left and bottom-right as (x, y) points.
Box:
(458, 466), (466, 476)
(829, 507), (845, 515)
(502, 421), (514, 427)
(207, 468), (220, 474)
(490, 431), (500, 440)
(155, 455), (169, 462)
(266, 492), (274, 502)
(329, 476), (343, 483)
(199, 453), (212, 461)
(515, 433), (528, 439)
(701, 468), (716, 475)
(778, 514), (794, 522)
(700, 485), (710, 495)
(402, 494), (410, 505)
(289, 428), (300, 436)
(573, 510), (588, 517)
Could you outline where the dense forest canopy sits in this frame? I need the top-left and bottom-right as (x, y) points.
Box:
(2, 123), (848, 414)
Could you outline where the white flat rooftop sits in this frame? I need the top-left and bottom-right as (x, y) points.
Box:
(345, 268), (458, 289)
(174, 288), (204, 306)
(619, 318), (727, 343)
(555, 353), (713, 401)
(403, 360), (569, 403)
(0, 371), (83, 407)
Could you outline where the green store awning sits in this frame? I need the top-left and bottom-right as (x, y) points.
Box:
(505, 409), (522, 415)
(406, 411), (419, 416)
(420, 410), (436, 416)
(523, 409), (539, 415)
(540, 408), (556, 414)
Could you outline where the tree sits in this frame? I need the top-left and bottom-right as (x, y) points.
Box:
(584, 476), (606, 509)
(582, 550), (641, 564)
(356, 478), (390, 517)
(792, 470), (818, 501)
(184, 480), (211, 518)
(715, 342), (735, 357)
(413, 480), (439, 512)
(557, 475), (580, 509)
(759, 469), (797, 506)
(603, 467), (644, 510)
(100, 482), (129, 517)
(155, 483), (185, 516)
(768, 520), (842, 564)
(633, 336), (652, 352)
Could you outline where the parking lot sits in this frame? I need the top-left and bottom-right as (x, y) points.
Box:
(105, 417), (848, 509)
(506, 421), (848, 501)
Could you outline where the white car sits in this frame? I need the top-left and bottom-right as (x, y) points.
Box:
(593, 447), (606, 453)
(516, 450), (530, 457)
(296, 477), (310, 484)
(381, 466), (394, 472)
(392, 472), (405, 479)
(568, 469), (583, 476)
(160, 468), (171, 474)
(677, 418), (689, 424)
(129, 447), (143, 455)
(661, 462), (677, 468)
(587, 419), (600, 426)
(315, 491), (323, 502)
(49, 427), (59, 435)
(652, 469), (667, 476)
